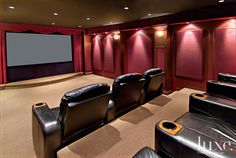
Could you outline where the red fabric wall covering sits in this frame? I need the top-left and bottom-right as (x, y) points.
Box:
(92, 33), (121, 78)
(214, 20), (236, 79)
(125, 30), (153, 74)
(92, 35), (103, 70)
(103, 34), (114, 73)
(175, 30), (203, 80)
(0, 23), (83, 84)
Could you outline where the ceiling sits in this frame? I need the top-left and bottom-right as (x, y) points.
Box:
(0, 0), (235, 29)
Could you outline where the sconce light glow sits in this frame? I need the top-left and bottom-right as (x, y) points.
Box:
(114, 34), (120, 40)
(157, 30), (164, 37)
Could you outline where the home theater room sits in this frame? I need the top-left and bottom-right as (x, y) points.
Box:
(1, 0), (236, 158)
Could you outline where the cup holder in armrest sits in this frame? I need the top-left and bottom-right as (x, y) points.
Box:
(159, 120), (183, 135)
(192, 93), (207, 99)
(162, 122), (177, 130)
(33, 102), (47, 108)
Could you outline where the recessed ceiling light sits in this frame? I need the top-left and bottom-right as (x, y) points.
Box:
(53, 12), (58, 16)
(219, 0), (224, 3)
(51, 22), (55, 25)
(78, 25), (81, 28)
(8, 6), (15, 9)
(124, 6), (129, 10)
(86, 17), (90, 21)
(148, 14), (152, 16)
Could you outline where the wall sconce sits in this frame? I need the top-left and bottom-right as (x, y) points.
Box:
(113, 31), (120, 40)
(114, 34), (120, 40)
(157, 30), (164, 37)
(153, 24), (167, 37)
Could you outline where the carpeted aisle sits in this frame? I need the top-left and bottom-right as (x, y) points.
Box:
(0, 74), (202, 158)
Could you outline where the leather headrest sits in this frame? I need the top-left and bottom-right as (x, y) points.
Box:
(144, 68), (162, 76)
(114, 73), (143, 84)
(61, 83), (110, 103)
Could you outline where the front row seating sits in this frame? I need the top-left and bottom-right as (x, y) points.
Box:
(32, 68), (165, 158)
(140, 68), (165, 104)
(32, 83), (111, 158)
(106, 73), (145, 121)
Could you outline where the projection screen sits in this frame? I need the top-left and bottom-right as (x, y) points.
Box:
(6, 32), (73, 67)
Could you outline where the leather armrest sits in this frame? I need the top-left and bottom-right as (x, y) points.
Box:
(105, 100), (115, 122)
(189, 93), (236, 126)
(32, 103), (62, 158)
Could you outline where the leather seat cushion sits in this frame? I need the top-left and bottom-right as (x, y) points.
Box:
(61, 83), (110, 103)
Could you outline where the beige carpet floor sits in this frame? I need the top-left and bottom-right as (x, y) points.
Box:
(0, 74), (202, 158)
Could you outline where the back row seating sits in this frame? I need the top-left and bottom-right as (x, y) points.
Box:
(32, 68), (165, 158)
(154, 73), (236, 158)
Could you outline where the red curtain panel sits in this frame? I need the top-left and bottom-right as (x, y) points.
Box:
(0, 23), (83, 84)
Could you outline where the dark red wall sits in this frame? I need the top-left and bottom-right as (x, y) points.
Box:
(124, 30), (154, 74)
(91, 33), (121, 78)
(214, 20), (236, 79)
(175, 28), (203, 80)
(92, 35), (103, 71)
(169, 19), (236, 91)
(103, 34), (115, 73)
(170, 24), (206, 90)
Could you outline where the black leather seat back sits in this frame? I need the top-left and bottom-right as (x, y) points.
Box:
(59, 83), (111, 138)
(112, 73), (145, 116)
(207, 80), (236, 100)
(143, 68), (165, 102)
(218, 73), (236, 84)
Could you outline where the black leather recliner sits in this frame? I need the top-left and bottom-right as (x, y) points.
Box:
(155, 76), (236, 158)
(218, 73), (236, 84)
(207, 80), (236, 100)
(32, 83), (111, 158)
(189, 93), (236, 126)
(106, 73), (145, 122)
(140, 68), (165, 104)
